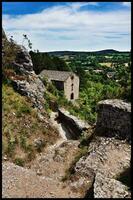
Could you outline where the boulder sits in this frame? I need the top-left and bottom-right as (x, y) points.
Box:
(34, 138), (45, 150)
(75, 136), (131, 178)
(94, 172), (131, 198)
(95, 99), (131, 141)
(58, 108), (91, 139)
(69, 168), (95, 198)
(74, 136), (131, 198)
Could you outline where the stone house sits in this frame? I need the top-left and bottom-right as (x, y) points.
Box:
(39, 70), (79, 101)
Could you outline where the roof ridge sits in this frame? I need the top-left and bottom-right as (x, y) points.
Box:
(39, 69), (75, 81)
(41, 69), (72, 73)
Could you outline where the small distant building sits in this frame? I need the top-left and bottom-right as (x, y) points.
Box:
(93, 69), (103, 73)
(107, 72), (115, 78)
(39, 70), (79, 101)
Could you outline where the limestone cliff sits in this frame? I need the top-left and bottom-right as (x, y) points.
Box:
(12, 45), (46, 112)
(2, 29), (46, 116)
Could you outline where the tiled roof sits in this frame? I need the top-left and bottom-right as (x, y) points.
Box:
(39, 70), (74, 81)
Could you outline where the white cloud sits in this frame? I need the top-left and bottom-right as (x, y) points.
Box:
(122, 2), (131, 7)
(2, 3), (131, 51)
(67, 2), (99, 10)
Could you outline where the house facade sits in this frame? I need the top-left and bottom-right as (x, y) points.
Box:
(39, 70), (79, 101)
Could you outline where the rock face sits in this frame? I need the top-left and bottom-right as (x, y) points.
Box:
(2, 29), (46, 112)
(95, 99), (131, 141)
(58, 108), (91, 139)
(11, 45), (46, 111)
(68, 165), (95, 198)
(94, 173), (130, 198)
(74, 136), (131, 198)
(13, 46), (33, 72)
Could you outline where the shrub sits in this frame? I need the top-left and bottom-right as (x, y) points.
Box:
(2, 139), (8, 156)
(14, 157), (25, 167)
(20, 135), (27, 151)
(16, 105), (31, 117)
(41, 76), (48, 87)
(26, 144), (35, 161)
(6, 133), (16, 157)
(20, 105), (31, 114)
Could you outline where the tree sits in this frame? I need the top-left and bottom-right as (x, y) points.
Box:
(52, 56), (71, 71)
(30, 52), (71, 74)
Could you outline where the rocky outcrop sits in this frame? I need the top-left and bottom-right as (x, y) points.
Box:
(95, 99), (131, 141)
(94, 172), (130, 198)
(13, 46), (33, 72)
(58, 108), (91, 139)
(74, 136), (131, 198)
(10, 45), (46, 111)
(2, 28), (7, 42)
(2, 29), (46, 112)
(68, 166), (95, 197)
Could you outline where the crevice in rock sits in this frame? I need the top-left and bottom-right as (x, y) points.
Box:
(56, 117), (79, 140)
(116, 167), (131, 189)
(84, 176), (95, 198)
(56, 108), (91, 140)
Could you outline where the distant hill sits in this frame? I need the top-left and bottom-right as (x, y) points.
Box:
(46, 49), (129, 56)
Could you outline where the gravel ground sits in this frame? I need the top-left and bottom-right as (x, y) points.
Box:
(2, 161), (80, 198)
(2, 139), (81, 198)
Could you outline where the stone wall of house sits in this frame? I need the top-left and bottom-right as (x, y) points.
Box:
(64, 74), (79, 100)
(95, 99), (131, 141)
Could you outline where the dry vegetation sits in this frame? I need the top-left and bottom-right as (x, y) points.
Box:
(2, 83), (59, 166)
(2, 33), (60, 166)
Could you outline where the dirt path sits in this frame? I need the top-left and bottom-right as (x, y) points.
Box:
(2, 112), (82, 198)
(2, 161), (78, 198)
(2, 138), (80, 198)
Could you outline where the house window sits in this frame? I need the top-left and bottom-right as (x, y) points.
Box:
(71, 83), (74, 91)
(71, 75), (74, 80)
(70, 93), (74, 100)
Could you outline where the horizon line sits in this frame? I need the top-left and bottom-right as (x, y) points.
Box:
(34, 49), (130, 53)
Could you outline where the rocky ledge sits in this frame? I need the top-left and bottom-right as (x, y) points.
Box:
(58, 108), (91, 139)
(73, 136), (131, 198)
(95, 99), (131, 142)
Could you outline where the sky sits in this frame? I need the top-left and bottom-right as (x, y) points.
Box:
(2, 2), (131, 52)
